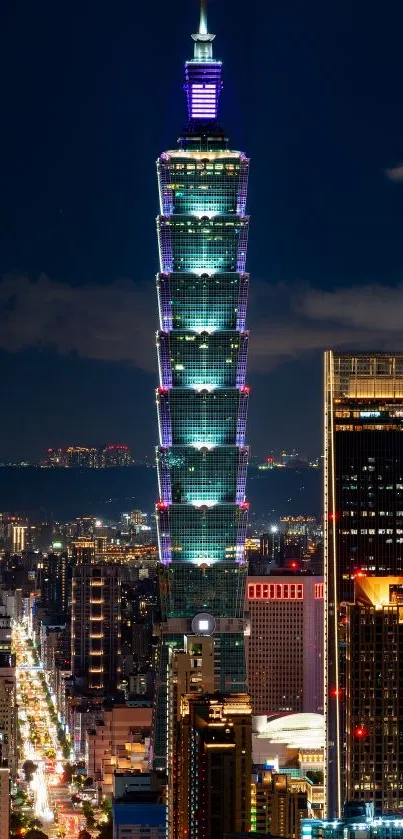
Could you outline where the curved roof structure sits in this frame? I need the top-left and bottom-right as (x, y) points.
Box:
(254, 713), (324, 750)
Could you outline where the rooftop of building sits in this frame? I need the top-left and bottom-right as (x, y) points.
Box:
(353, 575), (403, 608)
(253, 713), (324, 751)
(112, 799), (166, 825)
(302, 816), (403, 834)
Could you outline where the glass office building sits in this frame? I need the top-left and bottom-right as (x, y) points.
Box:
(151, 1), (250, 768)
(324, 352), (403, 816)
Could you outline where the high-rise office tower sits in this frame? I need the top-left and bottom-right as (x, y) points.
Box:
(167, 636), (215, 839)
(153, 0), (250, 768)
(251, 770), (310, 839)
(324, 352), (403, 816)
(345, 576), (403, 814)
(260, 528), (284, 565)
(71, 564), (121, 693)
(6, 519), (27, 553)
(71, 537), (96, 564)
(175, 693), (252, 838)
(70, 538), (96, 566)
(38, 550), (70, 617)
(0, 654), (17, 777)
(0, 606), (17, 776)
(246, 575), (324, 715)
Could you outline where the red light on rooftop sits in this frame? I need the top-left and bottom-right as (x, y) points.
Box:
(240, 385), (250, 394)
(157, 501), (168, 511)
(289, 561), (298, 569)
(267, 457), (273, 463)
(239, 501), (250, 510)
(354, 725), (368, 739)
(158, 386), (168, 394)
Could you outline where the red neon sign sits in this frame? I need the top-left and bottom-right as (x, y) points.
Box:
(314, 583), (324, 599)
(248, 582), (304, 601)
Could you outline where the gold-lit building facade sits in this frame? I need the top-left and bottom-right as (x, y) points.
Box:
(173, 692), (252, 839)
(346, 577), (403, 814)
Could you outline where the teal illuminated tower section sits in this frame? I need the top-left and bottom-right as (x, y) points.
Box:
(153, 0), (250, 768)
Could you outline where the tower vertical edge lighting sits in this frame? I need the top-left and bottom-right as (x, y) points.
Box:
(152, 0), (251, 770)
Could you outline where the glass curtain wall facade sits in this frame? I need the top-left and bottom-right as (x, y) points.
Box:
(152, 2), (250, 768)
(324, 352), (403, 817)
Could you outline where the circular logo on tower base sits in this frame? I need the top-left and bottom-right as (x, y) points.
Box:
(191, 613), (216, 636)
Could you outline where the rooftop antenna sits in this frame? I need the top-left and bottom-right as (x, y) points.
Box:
(199, 0), (208, 36)
(192, 0), (215, 58)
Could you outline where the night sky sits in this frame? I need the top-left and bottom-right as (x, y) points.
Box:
(1, 0), (403, 461)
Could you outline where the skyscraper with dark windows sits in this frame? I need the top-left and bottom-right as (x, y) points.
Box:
(345, 576), (403, 814)
(152, 0), (250, 768)
(71, 563), (121, 694)
(324, 351), (403, 816)
(38, 550), (70, 617)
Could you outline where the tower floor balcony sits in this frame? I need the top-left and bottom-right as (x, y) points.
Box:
(156, 501), (248, 566)
(157, 329), (248, 389)
(157, 214), (249, 274)
(157, 271), (249, 332)
(156, 386), (249, 447)
(156, 444), (248, 505)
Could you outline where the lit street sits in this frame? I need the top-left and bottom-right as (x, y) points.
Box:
(13, 622), (83, 838)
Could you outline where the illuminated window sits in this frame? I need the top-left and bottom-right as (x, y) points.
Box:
(248, 583), (304, 601)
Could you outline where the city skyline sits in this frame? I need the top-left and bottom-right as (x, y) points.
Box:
(10, 2), (403, 835)
(1, 1), (403, 460)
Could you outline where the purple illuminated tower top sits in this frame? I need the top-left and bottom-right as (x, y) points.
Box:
(185, 0), (223, 122)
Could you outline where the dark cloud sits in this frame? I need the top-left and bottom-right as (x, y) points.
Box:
(299, 284), (403, 331)
(0, 274), (156, 371)
(1, 275), (403, 375)
(248, 282), (403, 370)
(384, 164), (403, 182)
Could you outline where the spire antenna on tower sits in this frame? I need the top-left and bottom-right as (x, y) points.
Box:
(192, 0), (215, 57)
(199, 0), (208, 36)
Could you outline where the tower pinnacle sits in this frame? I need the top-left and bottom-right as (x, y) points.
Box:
(199, 0), (208, 36)
(186, 0), (222, 122)
(192, 0), (215, 60)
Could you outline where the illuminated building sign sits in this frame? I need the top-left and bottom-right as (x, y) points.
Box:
(248, 582), (304, 601)
(359, 411), (381, 418)
(314, 583), (324, 599)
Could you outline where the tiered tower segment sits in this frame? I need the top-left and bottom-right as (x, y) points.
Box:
(153, 0), (250, 768)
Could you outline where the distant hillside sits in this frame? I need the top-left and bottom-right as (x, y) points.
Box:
(0, 465), (321, 522)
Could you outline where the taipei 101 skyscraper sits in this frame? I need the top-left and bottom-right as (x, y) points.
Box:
(152, 0), (250, 768)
